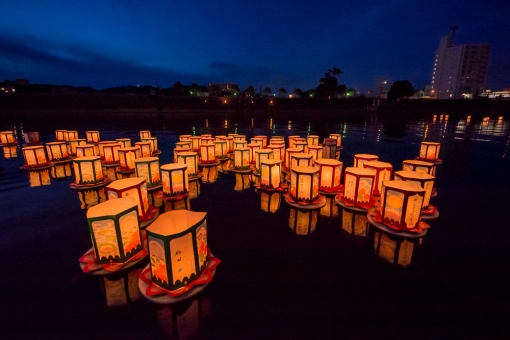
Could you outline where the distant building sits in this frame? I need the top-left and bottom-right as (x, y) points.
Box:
(428, 34), (489, 99)
(15, 79), (29, 85)
(207, 83), (239, 97)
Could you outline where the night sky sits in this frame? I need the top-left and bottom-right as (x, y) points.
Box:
(1, 0), (509, 93)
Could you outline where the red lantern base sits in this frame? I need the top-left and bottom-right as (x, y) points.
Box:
(367, 211), (428, 238)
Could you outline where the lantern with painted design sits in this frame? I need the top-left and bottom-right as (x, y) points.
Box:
(199, 144), (216, 163)
(322, 138), (337, 159)
(284, 148), (301, 169)
(402, 160), (436, 176)
(118, 147), (141, 170)
(98, 141), (117, 159)
(173, 147), (191, 162)
(86, 131), (100, 143)
(305, 145), (323, 161)
(46, 141), (69, 161)
(135, 141), (152, 158)
(214, 140), (228, 159)
(55, 130), (67, 141)
(379, 180), (425, 230)
(260, 159), (282, 189)
(289, 166), (319, 203)
(247, 143), (260, 163)
(177, 152), (199, 177)
(342, 167), (376, 209)
(306, 135), (319, 146)
(354, 154), (379, 168)
(190, 136), (202, 151)
(86, 197), (142, 265)
(363, 161), (393, 196)
(329, 134), (342, 146)
(290, 153), (313, 170)
(161, 164), (189, 197)
(23, 132), (39, 145)
(76, 144), (96, 158)
(140, 131), (151, 139)
(68, 138), (87, 156)
(341, 208), (369, 236)
(254, 149), (274, 173)
(419, 142), (440, 160)
(268, 144), (284, 161)
(135, 157), (161, 188)
(22, 146), (49, 168)
(116, 138), (131, 148)
(106, 177), (150, 219)
(74, 156), (104, 185)
(233, 148), (250, 170)
(314, 158), (343, 191)
(141, 137), (158, 154)
(146, 210), (208, 294)
(66, 130), (79, 141)
(0, 131), (16, 144)
(103, 143), (122, 164)
(251, 137), (264, 148)
(394, 170), (435, 210)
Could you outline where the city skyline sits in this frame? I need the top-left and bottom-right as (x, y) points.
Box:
(1, 1), (509, 93)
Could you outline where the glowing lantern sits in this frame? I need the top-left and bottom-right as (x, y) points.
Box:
(86, 197), (142, 265)
(322, 138), (337, 159)
(140, 131), (151, 139)
(0, 131), (16, 144)
(66, 130), (79, 141)
(201, 137), (214, 145)
(305, 145), (323, 161)
(74, 156), (104, 185)
(28, 169), (51, 187)
(161, 164), (189, 197)
(177, 151), (199, 177)
(46, 142), (69, 161)
(98, 141), (117, 159)
(289, 208), (318, 235)
(222, 136), (234, 152)
(268, 144), (285, 161)
(199, 144), (216, 163)
(354, 154), (379, 168)
(118, 147), (141, 170)
(86, 131), (100, 143)
(379, 180), (424, 230)
(394, 170), (435, 210)
(134, 141), (152, 158)
(214, 135), (226, 141)
(141, 137), (158, 154)
(228, 133), (238, 138)
(419, 142), (440, 160)
(22, 146), (49, 168)
(76, 144), (96, 158)
(247, 143), (260, 163)
(251, 137), (264, 148)
(260, 191), (281, 213)
(341, 208), (369, 236)
(106, 177), (150, 219)
(135, 157), (161, 188)
(363, 161), (393, 196)
(68, 139), (87, 156)
(176, 141), (190, 149)
(179, 135), (192, 142)
(55, 130), (67, 141)
(233, 148), (250, 170)
(260, 159), (282, 189)
(314, 158), (342, 191)
(290, 166), (319, 203)
(173, 147), (191, 162)
(284, 148), (301, 169)
(116, 138), (131, 148)
(329, 134), (342, 146)
(214, 140), (228, 158)
(234, 135), (246, 142)
(374, 231), (415, 267)
(293, 140), (307, 151)
(290, 153), (313, 170)
(254, 135), (268, 148)
(254, 149), (274, 173)
(342, 167), (376, 209)
(103, 143), (121, 164)
(190, 136), (202, 151)
(23, 132), (39, 145)
(402, 160), (436, 176)
(52, 163), (72, 179)
(320, 196), (339, 218)
(234, 141), (247, 149)
(201, 134), (212, 138)
(288, 135), (300, 148)
(306, 135), (319, 146)
(146, 210), (208, 294)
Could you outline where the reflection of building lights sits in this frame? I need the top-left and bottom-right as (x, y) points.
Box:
(467, 116), (471, 124)
(224, 100), (227, 104)
(497, 116), (503, 124)
(270, 100), (273, 104)
(269, 118), (273, 129)
(251, 118), (254, 128)
(224, 120), (228, 129)
(206, 119), (209, 128)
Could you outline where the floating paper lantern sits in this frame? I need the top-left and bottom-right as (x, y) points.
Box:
(379, 180), (425, 230)
(46, 141), (69, 161)
(314, 158), (343, 191)
(74, 156), (104, 185)
(289, 208), (318, 235)
(288, 135), (300, 148)
(260, 159), (282, 189)
(254, 135), (267, 148)
(419, 142), (440, 160)
(135, 157), (161, 188)
(161, 164), (189, 197)
(22, 146), (49, 168)
(233, 148), (250, 170)
(214, 135), (226, 141)
(116, 138), (131, 148)
(254, 149), (274, 173)
(0, 131), (16, 144)
(363, 161), (393, 196)
(68, 138), (87, 156)
(293, 140), (307, 151)
(98, 141), (117, 159)
(402, 160), (436, 176)
(76, 144), (96, 158)
(234, 135), (246, 142)
(305, 145), (323, 161)
(306, 135), (319, 146)
(199, 144), (216, 163)
(86, 197), (142, 265)
(271, 135), (284, 140)
(175, 141), (190, 149)
(268, 144), (285, 161)
(223, 137), (234, 152)
(28, 169), (51, 187)
(23, 132), (39, 145)
(374, 231), (415, 267)
(134, 141), (152, 158)
(102, 143), (121, 164)
(290, 153), (313, 170)
(290, 166), (319, 203)
(86, 131), (100, 143)
(55, 130), (67, 141)
(341, 208), (369, 236)
(251, 137), (265, 148)
(214, 140), (228, 158)
(179, 135), (192, 142)
(142, 137), (158, 154)
(342, 167), (376, 209)
(284, 148), (301, 169)
(106, 177), (150, 219)
(201, 137), (214, 145)
(118, 147), (141, 170)
(322, 138), (337, 159)
(140, 131), (151, 139)
(227, 133), (238, 138)
(52, 163), (72, 179)
(233, 141), (247, 149)
(394, 170), (435, 210)
(190, 136), (202, 151)
(354, 154), (379, 168)
(146, 210), (208, 294)
(247, 143), (260, 163)
(173, 147), (191, 162)
(260, 191), (281, 213)
(329, 134), (342, 146)
(177, 152), (199, 177)
(66, 130), (79, 141)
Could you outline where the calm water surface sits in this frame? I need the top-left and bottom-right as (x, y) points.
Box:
(1, 111), (509, 339)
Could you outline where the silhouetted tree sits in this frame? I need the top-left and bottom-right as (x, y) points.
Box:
(278, 87), (287, 98)
(231, 84), (240, 96)
(189, 83), (201, 96)
(263, 87), (272, 96)
(172, 81), (184, 96)
(315, 67), (344, 98)
(293, 88), (303, 96)
(245, 85), (255, 93)
(388, 80), (415, 99)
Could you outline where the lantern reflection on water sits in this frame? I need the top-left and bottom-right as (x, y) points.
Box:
(51, 163), (72, 179)
(3, 146), (17, 158)
(374, 231), (417, 267)
(23, 132), (39, 145)
(341, 207), (369, 237)
(260, 191), (281, 213)
(28, 169), (51, 187)
(289, 208), (318, 235)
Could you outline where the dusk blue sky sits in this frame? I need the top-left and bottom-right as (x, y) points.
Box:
(1, 0), (509, 93)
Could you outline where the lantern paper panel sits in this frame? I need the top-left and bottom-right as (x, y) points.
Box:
(199, 144), (216, 163)
(22, 146), (49, 167)
(290, 166), (319, 203)
(305, 145), (323, 161)
(86, 197), (142, 265)
(289, 208), (318, 235)
(106, 177), (150, 219)
(288, 135), (300, 148)
(343, 167), (376, 209)
(69, 139), (87, 156)
(74, 156), (104, 185)
(135, 141), (152, 158)
(191, 136), (202, 151)
(402, 160), (436, 176)
(254, 135), (267, 148)
(173, 147), (190, 162)
(141, 137), (158, 153)
(260, 191), (281, 213)
(260, 159), (282, 189)
(201, 134), (212, 138)
(379, 180), (424, 230)
(140, 131), (151, 139)
(86, 131), (100, 143)
(251, 137), (265, 148)
(234, 135), (246, 142)
(419, 142), (440, 160)
(306, 135), (319, 146)
(146, 210), (208, 293)
(221, 137), (234, 152)
(394, 170), (435, 209)
(23, 132), (39, 144)
(247, 143), (260, 163)
(177, 152), (199, 177)
(354, 154), (379, 168)
(66, 130), (79, 141)
(268, 144), (285, 161)
(290, 153), (313, 170)
(363, 161), (393, 196)
(179, 135), (192, 142)
(233, 148), (250, 170)
(254, 149), (274, 173)
(374, 231), (414, 267)
(201, 137), (214, 145)
(314, 158), (342, 191)
(98, 141), (117, 159)
(341, 208), (369, 236)
(76, 144), (96, 158)
(46, 142), (69, 161)
(103, 143), (122, 164)
(293, 141), (307, 151)
(135, 157), (161, 187)
(118, 147), (141, 170)
(285, 148), (301, 168)
(214, 135), (226, 141)
(234, 141), (247, 150)
(116, 138), (131, 148)
(214, 141), (228, 158)
(161, 164), (189, 196)
(55, 130), (67, 141)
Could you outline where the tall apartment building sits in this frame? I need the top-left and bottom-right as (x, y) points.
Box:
(429, 35), (489, 99)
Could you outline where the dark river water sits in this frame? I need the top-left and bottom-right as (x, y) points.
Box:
(1, 110), (509, 339)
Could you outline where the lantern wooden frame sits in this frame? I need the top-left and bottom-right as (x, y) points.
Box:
(66, 130), (79, 141)
(305, 145), (323, 161)
(290, 153), (313, 170)
(290, 166), (319, 203)
(0, 131), (16, 144)
(141, 137), (158, 154)
(284, 148), (301, 169)
(363, 160), (393, 196)
(179, 135), (192, 142)
(201, 137), (214, 145)
(247, 143), (260, 163)
(234, 135), (246, 142)
(251, 137), (265, 148)
(190, 136), (202, 151)
(135, 157), (161, 188)
(55, 130), (67, 141)
(293, 140), (307, 151)
(322, 138), (337, 159)
(288, 135), (300, 148)
(254, 135), (268, 148)
(379, 180), (425, 230)
(329, 134), (342, 146)
(74, 156), (104, 185)
(233, 141), (247, 149)
(76, 144), (96, 158)
(342, 167), (376, 209)
(214, 141), (228, 159)
(161, 164), (189, 197)
(140, 131), (151, 139)
(268, 144), (285, 161)
(134, 141), (152, 158)
(199, 144), (216, 163)
(101, 143), (121, 164)
(106, 177), (151, 219)
(173, 147), (191, 162)
(306, 135), (319, 146)
(98, 141), (117, 159)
